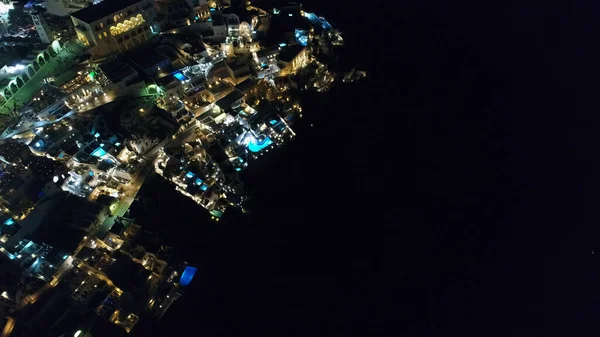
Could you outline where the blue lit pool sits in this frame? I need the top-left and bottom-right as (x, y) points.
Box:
(295, 29), (309, 46)
(91, 147), (107, 158)
(173, 72), (188, 82)
(247, 136), (273, 152)
(210, 210), (223, 218)
(180, 266), (198, 286)
(304, 13), (332, 31)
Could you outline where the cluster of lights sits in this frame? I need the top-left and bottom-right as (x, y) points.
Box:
(109, 14), (145, 36)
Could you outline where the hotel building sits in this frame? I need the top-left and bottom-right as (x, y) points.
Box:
(70, 0), (157, 58)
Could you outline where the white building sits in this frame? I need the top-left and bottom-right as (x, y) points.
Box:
(45, 0), (91, 17)
(31, 13), (53, 43)
(71, 0), (157, 57)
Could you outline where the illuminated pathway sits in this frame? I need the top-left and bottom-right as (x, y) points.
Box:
(96, 159), (154, 236)
(0, 41), (85, 115)
(0, 106), (75, 139)
(0, 317), (14, 337)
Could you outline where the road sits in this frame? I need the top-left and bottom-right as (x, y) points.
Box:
(95, 121), (201, 237)
(167, 122), (202, 147)
(0, 317), (14, 337)
(0, 41), (86, 115)
(92, 119), (198, 237)
(141, 123), (197, 161)
(20, 256), (75, 307)
(96, 160), (154, 236)
(49, 255), (75, 287)
(19, 284), (51, 308)
(77, 263), (121, 290)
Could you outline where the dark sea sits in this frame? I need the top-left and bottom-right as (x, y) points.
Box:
(133, 1), (594, 336)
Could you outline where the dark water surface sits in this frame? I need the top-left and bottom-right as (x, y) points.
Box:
(132, 1), (594, 336)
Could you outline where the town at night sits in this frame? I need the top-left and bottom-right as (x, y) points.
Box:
(0, 0), (575, 336)
(0, 0), (364, 335)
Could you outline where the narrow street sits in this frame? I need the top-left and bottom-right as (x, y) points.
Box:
(96, 161), (154, 236)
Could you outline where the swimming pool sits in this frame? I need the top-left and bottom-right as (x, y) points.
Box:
(247, 136), (273, 152)
(180, 266), (198, 286)
(173, 72), (188, 82)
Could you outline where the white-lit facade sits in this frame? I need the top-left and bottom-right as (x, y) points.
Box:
(279, 47), (311, 77)
(71, 0), (157, 57)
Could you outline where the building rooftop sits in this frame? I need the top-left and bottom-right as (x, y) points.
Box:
(155, 74), (179, 90)
(105, 251), (152, 293)
(99, 58), (139, 84)
(210, 12), (224, 26)
(158, 33), (206, 55)
(11, 192), (106, 252)
(255, 16), (270, 34)
(71, 0), (143, 24)
(215, 89), (244, 110)
(256, 45), (280, 58)
(275, 4), (303, 15)
(119, 46), (171, 75)
(235, 78), (256, 92)
(279, 45), (305, 62)
(265, 14), (310, 45)
(226, 58), (251, 77)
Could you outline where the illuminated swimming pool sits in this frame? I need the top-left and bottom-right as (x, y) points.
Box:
(247, 136), (273, 152)
(304, 13), (332, 31)
(180, 266), (198, 286)
(173, 72), (188, 82)
(210, 210), (223, 218)
(91, 147), (107, 158)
